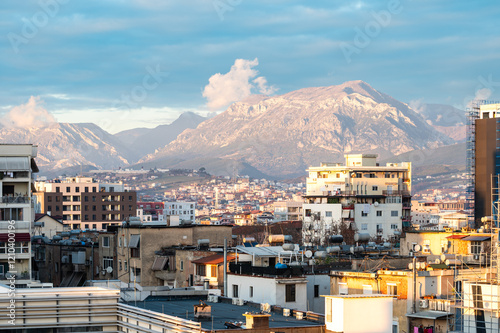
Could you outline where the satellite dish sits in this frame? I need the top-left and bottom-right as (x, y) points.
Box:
(413, 244), (422, 252)
(305, 250), (313, 258)
(374, 202), (379, 207)
(106, 266), (113, 274)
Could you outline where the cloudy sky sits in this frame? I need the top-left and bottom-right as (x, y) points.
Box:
(1, 0), (499, 133)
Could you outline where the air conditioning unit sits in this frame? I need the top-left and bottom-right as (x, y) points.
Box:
(208, 295), (219, 303)
(295, 312), (304, 320)
(232, 298), (239, 305)
(419, 299), (429, 309)
(237, 298), (245, 306)
(283, 309), (291, 317)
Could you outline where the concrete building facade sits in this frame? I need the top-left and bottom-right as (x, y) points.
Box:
(303, 154), (411, 246)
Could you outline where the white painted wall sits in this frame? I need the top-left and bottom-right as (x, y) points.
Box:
(306, 274), (330, 313)
(354, 203), (402, 239)
(326, 296), (393, 333)
(227, 274), (308, 311)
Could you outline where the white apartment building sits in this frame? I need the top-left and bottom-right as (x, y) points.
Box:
(163, 201), (195, 225)
(0, 144), (38, 286)
(273, 201), (303, 221)
(303, 154), (411, 246)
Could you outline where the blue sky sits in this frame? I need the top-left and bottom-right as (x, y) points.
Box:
(1, 0), (499, 133)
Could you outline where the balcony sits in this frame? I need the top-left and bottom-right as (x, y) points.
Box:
(229, 263), (304, 277)
(1, 196), (31, 204)
(0, 220), (30, 230)
(382, 190), (410, 197)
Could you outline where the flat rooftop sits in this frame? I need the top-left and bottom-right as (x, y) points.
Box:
(124, 297), (322, 330)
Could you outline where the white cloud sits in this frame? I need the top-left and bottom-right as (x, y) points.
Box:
(409, 98), (426, 114)
(202, 58), (277, 110)
(0, 96), (57, 128)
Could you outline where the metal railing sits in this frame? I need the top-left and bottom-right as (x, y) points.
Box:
(1, 196), (31, 204)
(229, 263), (304, 277)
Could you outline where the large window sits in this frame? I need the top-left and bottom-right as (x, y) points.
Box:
(197, 265), (206, 276)
(0, 241), (29, 254)
(211, 265), (217, 277)
(285, 284), (296, 302)
(471, 241), (482, 254)
(391, 210), (398, 217)
(387, 283), (398, 296)
(102, 236), (110, 248)
(103, 256), (113, 269)
(0, 208), (23, 221)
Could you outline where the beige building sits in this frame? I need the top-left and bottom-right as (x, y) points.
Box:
(114, 223), (232, 287)
(0, 144), (39, 286)
(303, 154), (411, 245)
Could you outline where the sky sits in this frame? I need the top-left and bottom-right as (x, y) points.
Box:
(1, 0), (500, 133)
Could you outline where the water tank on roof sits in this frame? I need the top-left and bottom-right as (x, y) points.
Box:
(52, 235), (62, 241)
(128, 217), (142, 226)
(243, 237), (256, 243)
(383, 242), (392, 248)
(350, 246), (364, 254)
(314, 251), (327, 258)
(326, 246), (341, 253)
(60, 232), (70, 238)
(198, 239), (210, 246)
(282, 243), (294, 251)
(329, 235), (344, 244)
(367, 242), (376, 247)
(269, 235), (292, 243)
(354, 233), (370, 242)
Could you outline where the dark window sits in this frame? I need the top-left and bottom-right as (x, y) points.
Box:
(84, 187), (89, 192)
(129, 196), (132, 201)
(102, 236), (110, 247)
(197, 265), (206, 276)
(47, 206), (52, 212)
(232, 284), (239, 298)
(84, 224), (89, 229)
(55, 206), (60, 211)
(131, 248), (140, 258)
(250, 286), (253, 298)
(92, 206), (96, 211)
(92, 196), (96, 202)
(92, 214), (96, 220)
(92, 187), (97, 192)
(376, 211), (382, 217)
(66, 187), (70, 192)
(84, 196), (88, 202)
(92, 224), (96, 229)
(286, 284), (296, 302)
(362, 211), (368, 217)
(314, 285), (319, 298)
(84, 215), (88, 221)
(75, 187), (80, 193)
(56, 187), (60, 193)
(109, 187), (114, 192)
(47, 196), (52, 202)
(56, 196), (60, 202)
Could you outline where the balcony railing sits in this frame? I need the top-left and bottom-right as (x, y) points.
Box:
(1, 196), (31, 204)
(229, 263), (304, 277)
(382, 190), (411, 197)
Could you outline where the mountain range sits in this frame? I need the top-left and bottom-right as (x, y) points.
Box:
(1, 80), (466, 178)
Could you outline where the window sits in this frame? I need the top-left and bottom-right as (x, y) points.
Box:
(119, 260), (122, 271)
(372, 186), (378, 191)
(376, 211), (382, 217)
(197, 265), (206, 276)
(325, 211), (332, 217)
(361, 211), (368, 217)
(118, 237), (122, 248)
(92, 224), (96, 229)
(387, 284), (398, 296)
(233, 284), (239, 298)
(92, 205), (96, 211)
(338, 283), (348, 295)
(361, 223), (368, 231)
(55, 206), (60, 211)
(124, 260), (128, 271)
(66, 187), (70, 192)
(305, 209), (311, 217)
(471, 241), (482, 254)
(75, 187), (80, 193)
(180, 260), (184, 271)
(84, 224), (89, 229)
(211, 265), (217, 277)
(103, 256), (113, 269)
(48, 196), (52, 202)
(47, 206), (52, 212)
(56, 187), (60, 193)
(285, 284), (296, 302)
(391, 224), (398, 229)
(102, 236), (110, 247)
(391, 211), (398, 217)
(84, 196), (88, 202)
(314, 284), (319, 298)
(363, 285), (372, 295)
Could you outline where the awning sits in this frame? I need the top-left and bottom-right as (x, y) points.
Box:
(129, 234), (140, 248)
(407, 311), (451, 320)
(0, 157), (30, 171)
(192, 254), (235, 265)
(342, 210), (350, 218)
(152, 257), (169, 271)
(446, 235), (467, 239)
(462, 235), (491, 242)
(0, 233), (31, 242)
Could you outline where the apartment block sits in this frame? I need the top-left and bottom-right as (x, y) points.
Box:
(0, 144), (38, 286)
(163, 201), (196, 225)
(35, 177), (137, 230)
(303, 154), (411, 246)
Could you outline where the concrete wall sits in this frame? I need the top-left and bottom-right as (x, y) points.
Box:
(305, 274), (329, 313)
(354, 203), (402, 239)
